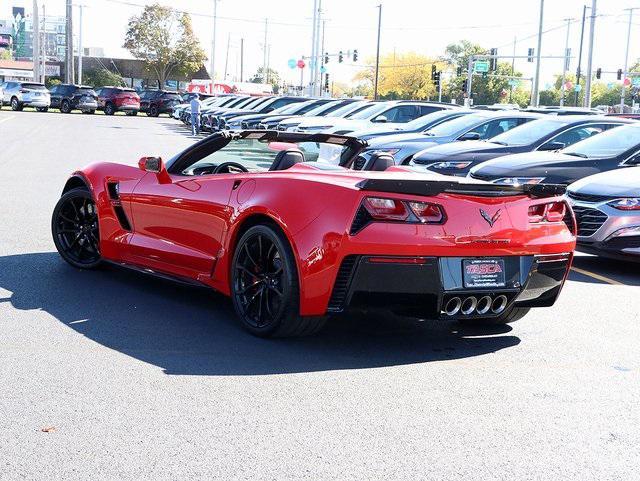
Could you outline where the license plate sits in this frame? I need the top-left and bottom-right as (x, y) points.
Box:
(463, 258), (505, 288)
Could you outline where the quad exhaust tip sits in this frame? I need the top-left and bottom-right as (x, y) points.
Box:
(444, 297), (462, 316)
(443, 294), (509, 316)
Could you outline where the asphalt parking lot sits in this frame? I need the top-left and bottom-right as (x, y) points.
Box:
(1, 108), (638, 480)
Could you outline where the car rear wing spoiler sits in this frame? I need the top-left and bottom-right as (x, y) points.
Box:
(355, 179), (566, 199)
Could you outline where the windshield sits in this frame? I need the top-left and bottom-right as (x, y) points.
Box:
(179, 138), (349, 175)
(490, 118), (569, 146)
(247, 97), (272, 110)
(425, 113), (489, 136)
(77, 88), (97, 96)
(563, 124), (640, 158)
(304, 100), (344, 116)
(404, 110), (461, 130)
(349, 102), (389, 120)
(273, 100), (315, 115)
(163, 94), (182, 101)
(326, 101), (369, 118)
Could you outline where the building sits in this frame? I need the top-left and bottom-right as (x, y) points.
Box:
(21, 14), (67, 61)
(0, 59), (60, 82)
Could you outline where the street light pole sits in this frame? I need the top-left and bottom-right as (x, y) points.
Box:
(574, 5), (587, 106)
(584, 0), (597, 108)
(531, 0), (544, 107)
(373, 4), (382, 100)
(309, 0), (318, 95)
(559, 18), (571, 106)
(210, 0), (218, 83)
(620, 8), (637, 113)
(77, 4), (83, 84)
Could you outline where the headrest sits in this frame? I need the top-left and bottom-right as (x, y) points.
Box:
(269, 149), (305, 171)
(369, 152), (395, 171)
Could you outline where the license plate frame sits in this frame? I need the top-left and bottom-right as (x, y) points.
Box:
(462, 258), (506, 289)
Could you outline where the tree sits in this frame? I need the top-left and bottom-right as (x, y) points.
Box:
(249, 67), (282, 93)
(442, 41), (527, 106)
(84, 68), (125, 88)
(353, 52), (442, 100)
(123, 4), (206, 87)
(0, 49), (12, 60)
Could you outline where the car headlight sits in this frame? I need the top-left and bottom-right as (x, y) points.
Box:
(492, 177), (546, 186)
(607, 198), (640, 210)
(368, 148), (401, 157)
(428, 161), (472, 170)
(302, 125), (333, 131)
(606, 225), (640, 239)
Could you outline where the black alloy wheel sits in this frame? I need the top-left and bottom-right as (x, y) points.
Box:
(61, 100), (71, 113)
(104, 103), (115, 115)
(231, 224), (326, 337)
(51, 188), (102, 269)
(149, 106), (159, 117)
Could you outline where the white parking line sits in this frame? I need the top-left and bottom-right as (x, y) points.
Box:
(0, 115), (15, 124)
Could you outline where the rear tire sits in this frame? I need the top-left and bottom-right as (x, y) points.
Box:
(11, 97), (22, 111)
(231, 224), (326, 338)
(459, 306), (530, 326)
(51, 188), (102, 269)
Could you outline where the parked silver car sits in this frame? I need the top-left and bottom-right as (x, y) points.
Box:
(567, 167), (640, 261)
(1, 81), (51, 111)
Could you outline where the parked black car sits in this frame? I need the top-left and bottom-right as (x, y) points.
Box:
(212, 96), (308, 131)
(415, 116), (630, 176)
(226, 98), (334, 130)
(139, 89), (183, 117)
(48, 84), (98, 114)
(468, 122), (640, 185)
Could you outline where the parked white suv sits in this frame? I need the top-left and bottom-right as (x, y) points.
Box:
(1, 81), (51, 111)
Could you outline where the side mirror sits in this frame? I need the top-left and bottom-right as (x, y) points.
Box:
(139, 156), (165, 173)
(372, 115), (388, 123)
(459, 131), (481, 141)
(538, 141), (565, 151)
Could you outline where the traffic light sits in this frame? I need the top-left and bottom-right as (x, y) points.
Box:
(433, 71), (441, 90)
(596, 68), (602, 79)
(325, 73), (329, 92)
(462, 79), (468, 92)
(527, 48), (534, 63)
(338, 51), (343, 63)
(617, 69), (623, 80)
(431, 64), (437, 81)
(325, 52), (329, 63)
(456, 66), (462, 77)
(489, 48), (497, 71)
(353, 49), (358, 62)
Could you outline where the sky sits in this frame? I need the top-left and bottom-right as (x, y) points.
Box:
(2, 0), (640, 88)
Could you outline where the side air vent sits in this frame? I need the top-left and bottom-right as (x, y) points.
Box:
(349, 205), (372, 235)
(107, 182), (120, 200)
(113, 205), (132, 231)
(327, 255), (359, 312)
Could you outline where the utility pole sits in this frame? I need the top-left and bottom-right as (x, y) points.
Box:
(509, 36), (516, 103)
(223, 32), (230, 80)
(65, 0), (73, 83)
(320, 18), (326, 95)
(77, 4), (84, 84)
(314, 0), (322, 96)
(574, 5), (587, 106)
(240, 38), (244, 82)
(559, 18), (571, 106)
(620, 8), (637, 113)
(210, 0), (218, 81)
(373, 4), (382, 100)
(41, 4), (46, 83)
(262, 18), (268, 83)
(32, 0), (40, 82)
(584, 0), (597, 108)
(309, 0), (318, 95)
(531, 0), (544, 107)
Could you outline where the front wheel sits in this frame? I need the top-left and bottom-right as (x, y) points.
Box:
(11, 97), (22, 111)
(51, 188), (102, 269)
(104, 103), (115, 115)
(231, 224), (326, 337)
(60, 100), (71, 113)
(148, 106), (159, 117)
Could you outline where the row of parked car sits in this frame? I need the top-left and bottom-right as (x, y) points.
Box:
(171, 94), (640, 262)
(0, 80), (201, 116)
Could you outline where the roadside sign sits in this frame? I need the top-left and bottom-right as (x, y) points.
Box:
(508, 79), (519, 87)
(474, 60), (490, 73)
(574, 84), (582, 92)
(632, 77), (640, 87)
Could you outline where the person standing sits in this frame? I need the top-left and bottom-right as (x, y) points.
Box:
(190, 95), (202, 135)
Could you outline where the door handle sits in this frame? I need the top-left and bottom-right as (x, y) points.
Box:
(232, 180), (242, 190)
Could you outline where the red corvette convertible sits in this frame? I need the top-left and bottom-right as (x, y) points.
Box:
(52, 130), (576, 337)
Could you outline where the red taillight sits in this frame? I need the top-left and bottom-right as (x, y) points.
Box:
(408, 201), (444, 223)
(363, 197), (409, 221)
(528, 201), (566, 223)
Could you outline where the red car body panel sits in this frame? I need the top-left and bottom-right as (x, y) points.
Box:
(69, 163), (576, 317)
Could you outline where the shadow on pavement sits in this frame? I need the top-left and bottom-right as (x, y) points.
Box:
(0, 252), (520, 376)
(570, 255), (640, 286)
